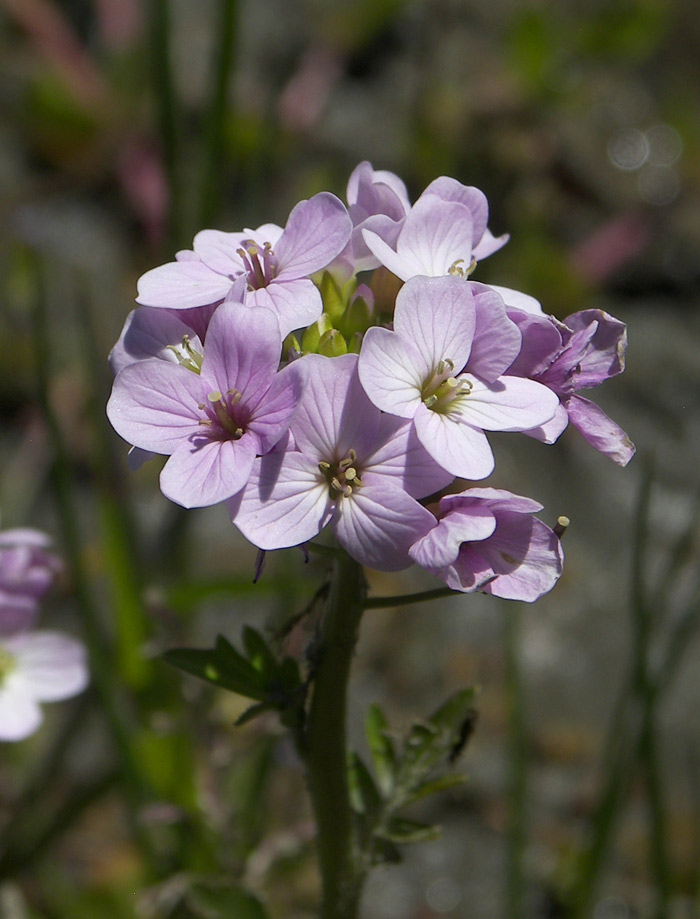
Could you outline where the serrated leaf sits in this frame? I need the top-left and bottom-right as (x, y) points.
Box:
(163, 645), (267, 701)
(242, 626), (279, 679)
(348, 752), (382, 817)
(393, 689), (477, 804)
(187, 882), (268, 919)
(365, 704), (396, 797)
(375, 817), (442, 845)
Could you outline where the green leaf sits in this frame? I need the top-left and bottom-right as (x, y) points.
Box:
(365, 704), (396, 797)
(235, 701), (276, 726)
(400, 772), (469, 806)
(348, 752), (382, 817)
(393, 689), (477, 805)
(375, 817), (442, 845)
(164, 640), (266, 701)
(187, 882), (268, 919)
(242, 626), (279, 680)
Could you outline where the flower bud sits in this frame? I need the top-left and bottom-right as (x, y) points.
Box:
(301, 313), (334, 354)
(318, 329), (348, 357)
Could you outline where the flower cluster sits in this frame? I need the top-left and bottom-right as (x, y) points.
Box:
(107, 163), (634, 601)
(0, 529), (88, 742)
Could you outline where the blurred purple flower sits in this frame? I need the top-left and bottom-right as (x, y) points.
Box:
(0, 529), (61, 637)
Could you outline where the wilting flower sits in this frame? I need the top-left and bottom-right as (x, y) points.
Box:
(410, 488), (564, 601)
(0, 631), (88, 742)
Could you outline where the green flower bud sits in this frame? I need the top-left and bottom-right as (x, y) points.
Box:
(318, 328), (348, 357)
(339, 295), (371, 340)
(301, 313), (334, 354)
(317, 271), (346, 325)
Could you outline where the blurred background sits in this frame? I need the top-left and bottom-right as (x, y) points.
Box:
(1, 0), (699, 917)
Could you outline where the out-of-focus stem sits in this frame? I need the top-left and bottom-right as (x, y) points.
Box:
(304, 552), (366, 919)
(505, 603), (528, 919)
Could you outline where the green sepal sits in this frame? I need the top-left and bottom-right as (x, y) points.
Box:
(348, 331), (363, 354)
(282, 332), (301, 359)
(318, 328), (348, 357)
(301, 313), (333, 353)
(339, 295), (371, 340)
(318, 271), (346, 324)
(365, 704), (397, 797)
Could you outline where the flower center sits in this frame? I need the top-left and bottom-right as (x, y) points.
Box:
(318, 449), (362, 499)
(167, 335), (203, 373)
(0, 645), (16, 687)
(422, 359), (473, 414)
(237, 240), (278, 290)
(448, 257), (477, 278)
(198, 390), (250, 440)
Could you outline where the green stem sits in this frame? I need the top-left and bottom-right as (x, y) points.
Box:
(364, 586), (459, 609)
(304, 552), (366, 919)
(505, 603), (527, 919)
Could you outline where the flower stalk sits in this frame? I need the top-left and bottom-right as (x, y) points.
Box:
(304, 552), (367, 919)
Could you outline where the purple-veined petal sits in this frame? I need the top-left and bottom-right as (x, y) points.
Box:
(523, 403), (570, 444)
(472, 228), (509, 260)
(275, 193), (352, 279)
(107, 360), (206, 453)
(4, 631), (88, 701)
(410, 505), (497, 570)
(363, 414), (453, 498)
(477, 515), (564, 602)
(247, 278), (323, 337)
(566, 395), (636, 466)
(136, 260), (232, 309)
(395, 197), (474, 277)
(563, 309), (628, 387)
(160, 435), (258, 508)
(200, 303), (281, 399)
(506, 310), (562, 377)
(233, 452), (334, 549)
(491, 285), (544, 315)
(248, 360), (306, 454)
(454, 375), (559, 432)
(419, 177), (489, 242)
(413, 405), (495, 480)
(393, 275), (476, 372)
(192, 229), (248, 275)
(361, 228), (418, 281)
(292, 355), (380, 461)
(109, 308), (203, 374)
(468, 284), (522, 382)
(357, 328), (425, 418)
(442, 487), (543, 516)
(332, 480), (435, 571)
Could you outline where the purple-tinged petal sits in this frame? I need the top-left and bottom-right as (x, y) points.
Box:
(293, 355), (380, 461)
(565, 395), (636, 466)
(248, 361), (306, 454)
(506, 311), (562, 377)
(275, 193), (352, 279)
(363, 414), (453, 499)
(393, 276), (476, 373)
(420, 177), (489, 242)
(136, 260), (232, 309)
(454, 375), (559, 432)
(127, 446), (156, 471)
(107, 360), (205, 453)
(160, 436), (258, 508)
(468, 284), (522, 382)
(413, 405), (495, 480)
(563, 309), (628, 386)
(410, 505), (497, 570)
(347, 161), (409, 222)
(247, 278), (323, 337)
(358, 327), (425, 418)
(0, 685), (42, 741)
(490, 285), (544, 316)
(440, 487), (543, 515)
(0, 529), (51, 549)
(4, 631), (88, 701)
(233, 452), (334, 549)
(523, 403), (570, 444)
(332, 480), (435, 571)
(109, 308), (203, 374)
(472, 228), (509, 260)
(396, 197), (474, 277)
(477, 516), (564, 602)
(192, 229), (247, 275)
(361, 227), (417, 281)
(200, 303), (281, 399)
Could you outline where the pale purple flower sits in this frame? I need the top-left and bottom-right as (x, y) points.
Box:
(0, 529), (61, 637)
(342, 161), (411, 272)
(109, 304), (217, 375)
(107, 303), (305, 508)
(358, 276), (559, 480)
(361, 176), (507, 281)
(0, 631), (88, 742)
(507, 307), (635, 465)
(230, 354), (452, 571)
(410, 488), (564, 601)
(135, 193), (352, 337)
